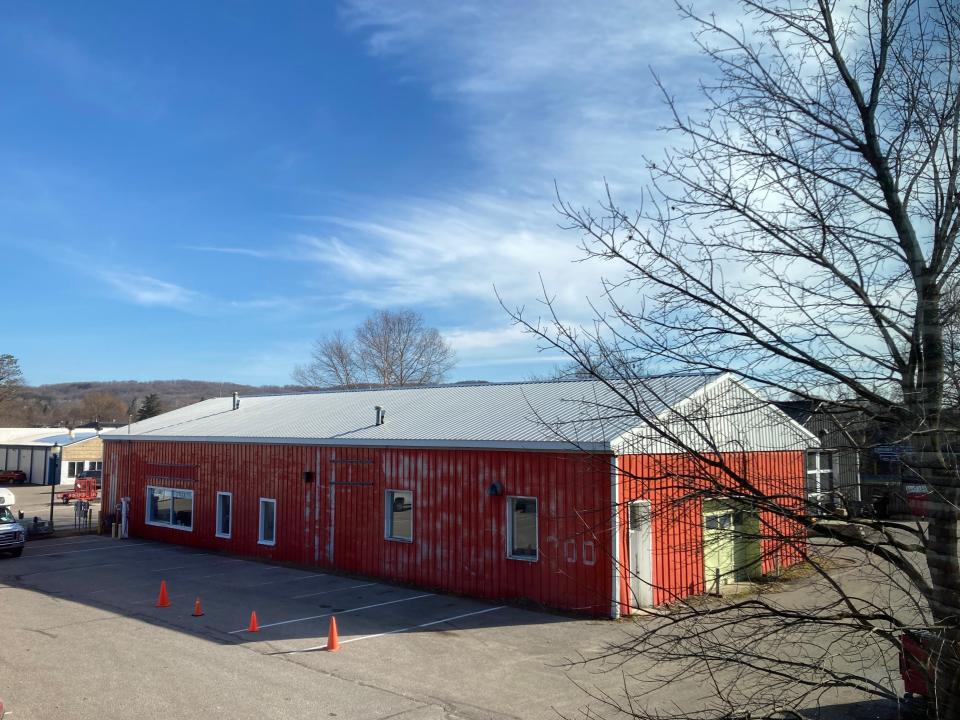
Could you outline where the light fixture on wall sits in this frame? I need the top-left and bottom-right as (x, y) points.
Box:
(487, 481), (503, 497)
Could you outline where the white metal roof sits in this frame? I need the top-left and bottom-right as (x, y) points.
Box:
(102, 374), (813, 453)
(102, 375), (721, 451)
(0, 427), (99, 447)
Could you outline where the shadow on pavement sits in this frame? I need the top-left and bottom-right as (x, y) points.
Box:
(800, 698), (925, 720)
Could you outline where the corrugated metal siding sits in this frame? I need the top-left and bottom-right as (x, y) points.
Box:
(617, 451), (806, 609)
(747, 451), (806, 573)
(106, 441), (614, 615)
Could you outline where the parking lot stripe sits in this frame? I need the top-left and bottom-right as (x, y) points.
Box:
(153, 554), (214, 570)
(228, 593), (434, 634)
(28, 537), (105, 548)
(26, 542), (152, 558)
(291, 582), (377, 599)
(244, 574), (327, 588)
(287, 606), (507, 652)
(23, 562), (120, 576)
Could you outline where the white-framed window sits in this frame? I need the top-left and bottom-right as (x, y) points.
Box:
(216, 492), (232, 539)
(806, 450), (835, 494)
(258, 498), (276, 546)
(67, 461), (79, 478)
(385, 490), (413, 542)
(93, 461), (103, 470)
(146, 486), (193, 531)
(507, 496), (538, 561)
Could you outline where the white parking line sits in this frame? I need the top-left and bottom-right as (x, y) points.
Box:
(288, 606), (507, 652)
(292, 582), (377, 599)
(27, 537), (106, 549)
(26, 562), (120, 576)
(26, 542), (153, 558)
(229, 593), (434, 634)
(244, 573), (327, 588)
(152, 554), (214, 571)
(130, 591), (190, 606)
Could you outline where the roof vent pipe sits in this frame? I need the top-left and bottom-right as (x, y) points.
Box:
(375, 406), (385, 426)
(232, 392), (240, 411)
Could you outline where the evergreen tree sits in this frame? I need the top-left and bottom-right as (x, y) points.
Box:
(136, 394), (163, 421)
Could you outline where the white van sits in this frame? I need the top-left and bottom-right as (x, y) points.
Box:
(0, 505), (26, 557)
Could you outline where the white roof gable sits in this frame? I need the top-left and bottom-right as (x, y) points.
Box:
(612, 375), (817, 454)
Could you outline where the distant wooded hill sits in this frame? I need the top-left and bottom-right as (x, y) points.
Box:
(0, 378), (494, 428)
(0, 379), (309, 428)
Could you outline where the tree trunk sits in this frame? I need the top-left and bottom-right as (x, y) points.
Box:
(927, 505), (960, 720)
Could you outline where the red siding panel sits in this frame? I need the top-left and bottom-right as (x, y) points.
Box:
(105, 441), (614, 616)
(617, 451), (806, 610)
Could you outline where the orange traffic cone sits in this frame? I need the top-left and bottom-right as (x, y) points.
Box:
(247, 610), (259, 633)
(155, 580), (170, 608)
(326, 616), (340, 652)
(192, 597), (204, 617)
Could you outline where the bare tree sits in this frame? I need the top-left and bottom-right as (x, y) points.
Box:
(943, 280), (960, 407)
(505, 1), (960, 717)
(294, 310), (457, 388)
(74, 391), (128, 425)
(292, 331), (359, 388)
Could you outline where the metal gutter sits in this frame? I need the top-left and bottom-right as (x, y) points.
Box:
(101, 434), (613, 454)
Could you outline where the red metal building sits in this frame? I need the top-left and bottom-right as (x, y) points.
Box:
(102, 375), (814, 617)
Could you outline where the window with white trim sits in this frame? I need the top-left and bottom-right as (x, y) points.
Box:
(806, 450), (835, 494)
(507, 496), (538, 561)
(258, 498), (276, 546)
(385, 490), (413, 542)
(146, 486), (193, 531)
(67, 461), (79, 478)
(216, 492), (232, 539)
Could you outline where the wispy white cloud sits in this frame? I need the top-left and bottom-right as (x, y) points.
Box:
(99, 271), (203, 310)
(295, 192), (602, 310)
(444, 325), (569, 375)
(305, 0), (727, 326)
(340, 0), (721, 190)
(184, 245), (274, 259)
(96, 268), (323, 317)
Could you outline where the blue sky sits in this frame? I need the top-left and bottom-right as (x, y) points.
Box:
(1, 1), (715, 386)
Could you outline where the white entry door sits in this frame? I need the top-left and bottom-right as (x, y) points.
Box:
(628, 500), (653, 608)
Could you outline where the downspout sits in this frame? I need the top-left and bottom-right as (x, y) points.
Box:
(610, 453), (621, 619)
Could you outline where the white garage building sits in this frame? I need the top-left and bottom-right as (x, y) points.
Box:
(0, 428), (101, 486)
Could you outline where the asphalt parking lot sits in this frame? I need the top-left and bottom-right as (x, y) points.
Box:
(0, 535), (628, 720)
(0, 535), (904, 720)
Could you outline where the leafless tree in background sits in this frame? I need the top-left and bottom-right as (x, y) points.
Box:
(506, 1), (960, 717)
(293, 310), (456, 388)
(293, 330), (359, 388)
(72, 391), (128, 425)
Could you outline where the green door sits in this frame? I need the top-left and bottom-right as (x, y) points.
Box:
(703, 504), (736, 592)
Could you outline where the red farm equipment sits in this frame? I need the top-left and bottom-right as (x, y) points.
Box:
(56, 477), (98, 505)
